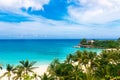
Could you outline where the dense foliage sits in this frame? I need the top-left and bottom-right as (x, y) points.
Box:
(80, 38), (87, 45)
(47, 50), (120, 80)
(1, 50), (120, 80)
(93, 40), (119, 48)
(80, 38), (120, 48)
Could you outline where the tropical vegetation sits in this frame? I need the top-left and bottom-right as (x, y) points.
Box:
(1, 50), (120, 80)
(47, 50), (120, 80)
(80, 38), (120, 48)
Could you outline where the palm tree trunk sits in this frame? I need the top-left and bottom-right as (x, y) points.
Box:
(76, 76), (78, 80)
(20, 77), (22, 80)
(25, 69), (27, 75)
(8, 76), (10, 80)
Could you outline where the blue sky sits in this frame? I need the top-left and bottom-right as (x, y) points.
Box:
(0, 0), (120, 39)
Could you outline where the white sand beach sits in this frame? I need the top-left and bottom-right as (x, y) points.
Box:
(34, 65), (48, 75)
(105, 48), (120, 51)
(0, 65), (48, 80)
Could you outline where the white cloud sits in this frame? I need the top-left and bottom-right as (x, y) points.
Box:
(0, 0), (120, 39)
(0, 0), (49, 12)
(0, 19), (120, 39)
(0, 19), (89, 39)
(68, 0), (120, 24)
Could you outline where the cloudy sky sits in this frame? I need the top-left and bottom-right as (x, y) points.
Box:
(0, 0), (120, 39)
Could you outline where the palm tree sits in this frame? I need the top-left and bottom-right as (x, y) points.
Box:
(31, 73), (40, 80)
(94, 50), (120, 79)
(19, 60), (37, 75)
(65, 54), (73, 64)
(47, 58), (60, 78)
(54, 63), (74, 80)
(79, 51), (97, 80)
(12, 66), (23, 80)
(0, 64), (14, 80)
(72, 50), (98, 80)
(72, 65), (85, 80)
(81, 51), (90, 68)
(40, 73), (49, 80)
(76, 50), (83, 61)
(40, 73), (54, 80)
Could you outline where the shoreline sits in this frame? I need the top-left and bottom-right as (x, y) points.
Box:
(104, 48), (120, 51)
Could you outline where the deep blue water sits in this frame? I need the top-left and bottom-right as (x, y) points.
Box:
(0, 39), (102, 66)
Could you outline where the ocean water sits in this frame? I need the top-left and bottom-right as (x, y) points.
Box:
(0, 39), (102, 67)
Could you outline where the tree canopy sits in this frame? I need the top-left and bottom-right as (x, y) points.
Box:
(80, 38), (120, 48)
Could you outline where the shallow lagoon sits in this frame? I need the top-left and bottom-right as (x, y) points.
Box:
(0, 39), (102, 67)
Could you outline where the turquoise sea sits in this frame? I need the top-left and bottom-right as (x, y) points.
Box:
(0, 39), (102, 67)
